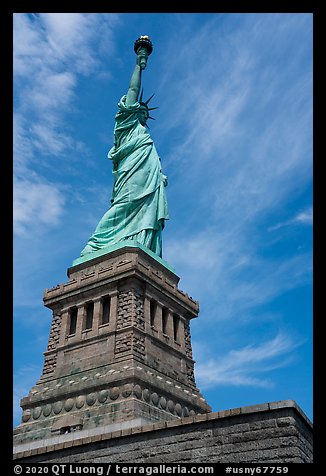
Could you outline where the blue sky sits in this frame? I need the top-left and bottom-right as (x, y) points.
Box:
(13, 13), (313, 426)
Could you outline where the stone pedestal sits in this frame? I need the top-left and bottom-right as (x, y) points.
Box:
(13, 245), (211, 447)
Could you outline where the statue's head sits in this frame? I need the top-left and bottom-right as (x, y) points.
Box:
(138, 89), (158, 126)
(138, 105), (149, 126)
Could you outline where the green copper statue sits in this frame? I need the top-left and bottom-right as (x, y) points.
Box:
(80, 36), (169, 259)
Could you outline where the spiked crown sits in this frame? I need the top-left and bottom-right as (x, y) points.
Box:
(138, 88), (158, 121)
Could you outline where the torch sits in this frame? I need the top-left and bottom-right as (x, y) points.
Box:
(134, 35), (153, 70)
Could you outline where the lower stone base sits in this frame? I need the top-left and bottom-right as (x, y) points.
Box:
(13, 400), (313, 463)
(14, 360), (210, 447)
(13, 398), (177, 448)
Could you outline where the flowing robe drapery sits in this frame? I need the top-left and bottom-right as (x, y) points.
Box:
(80, 96), (169, 258)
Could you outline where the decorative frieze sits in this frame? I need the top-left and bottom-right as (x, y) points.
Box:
(21, 381), (204, 424)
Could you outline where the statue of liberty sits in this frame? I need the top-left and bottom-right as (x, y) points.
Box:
(80, 36), (169, 259)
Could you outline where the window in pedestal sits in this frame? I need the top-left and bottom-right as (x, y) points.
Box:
(173, 314), (180, 342)
(162, 307), (169, 336)
(102, 296), (110, 325)
(69, 308), (77, 335)
(84, 302), (94, 330)
(150, 300), (157, 328)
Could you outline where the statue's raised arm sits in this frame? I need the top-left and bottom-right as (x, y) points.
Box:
(126, 36), (153, 107)
(78, 36), (169, 262)
(125, 61), (142, 107)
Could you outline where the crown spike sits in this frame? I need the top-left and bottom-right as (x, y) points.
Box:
(148, 116), (155, 120)
(145, 93), (155, 105)
(148, 107), (159, 111)
(139, 88), (144, 103)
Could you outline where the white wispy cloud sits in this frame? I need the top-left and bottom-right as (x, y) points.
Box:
(13, 13), (120, 236)
(13, 178), (66, 238)
(160, 14), (312, 329)
(166, 229), (312, 323)
(14, 13), (119, 80)
(268, 207), (313, 232)
(14, 13), (115, 162)
(158, 14), (312, 209)
(195, 332), (302, 389)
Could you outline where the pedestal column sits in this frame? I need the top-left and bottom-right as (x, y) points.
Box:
(75, 304), (85, 339)
(58, 308), (70, 346)
(92, 297), (102, 334)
